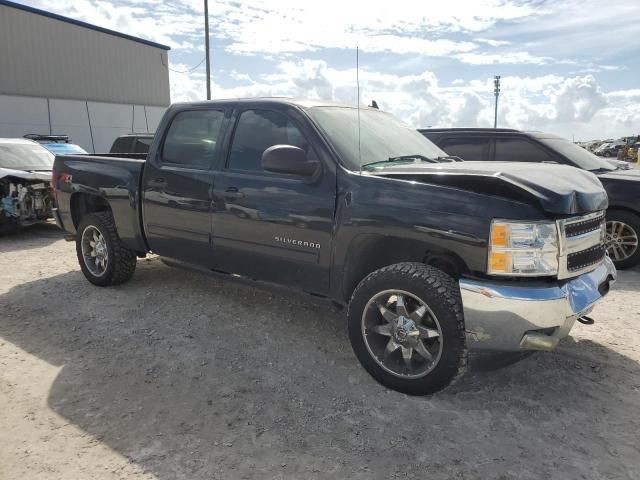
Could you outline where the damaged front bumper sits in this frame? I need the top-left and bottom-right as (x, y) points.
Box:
(459, 256), (617, 352)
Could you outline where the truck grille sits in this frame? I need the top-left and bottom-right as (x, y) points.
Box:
(567, 244), (606, 272)
(565, 215), (606, 238)
(558, 212), (606, 279)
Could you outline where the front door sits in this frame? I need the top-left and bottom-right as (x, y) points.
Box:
(142, 108), (227, 266)
(211, 106), (336, 294)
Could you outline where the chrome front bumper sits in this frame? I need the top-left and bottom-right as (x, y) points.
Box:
(459, 256), (617, 352)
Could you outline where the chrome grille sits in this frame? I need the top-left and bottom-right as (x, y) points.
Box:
(557, 212), (606, 279)
(567, 244), (606, 272)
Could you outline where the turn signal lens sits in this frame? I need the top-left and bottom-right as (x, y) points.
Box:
(490, 224), (508, 247)
(489, 251), (508, 272)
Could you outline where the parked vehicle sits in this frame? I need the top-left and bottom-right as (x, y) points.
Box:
(596, 142), (625, 157)
(109, 134), (154, 154)
(0, 138), (54, 229)
(421, 128), (640, 269)
(52, 99), (615, 395)
(23, 134), (88, 155)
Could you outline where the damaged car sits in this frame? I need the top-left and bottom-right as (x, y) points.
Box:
(0, 138), (54, 230)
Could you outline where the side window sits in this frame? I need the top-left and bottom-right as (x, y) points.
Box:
(440, 136), (490, 161)
(162, 110), (224, 168)
(494, 138), (555, 162)
(110, 137), (132, 153)
(227, 109), (310, 172)
(133, 137), (153, 154)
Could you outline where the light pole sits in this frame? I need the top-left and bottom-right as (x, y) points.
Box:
(493, 75), (501, 128)
(204, 0), (211, 100)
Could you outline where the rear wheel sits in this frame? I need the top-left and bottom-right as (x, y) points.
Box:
(605, 210), (640, 269)
(347, 263), (467, 395)
(76, 211), (137, 286)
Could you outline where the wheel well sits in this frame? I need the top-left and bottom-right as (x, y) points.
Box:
(70, 193), (111, 230)
(342, 235), (468, 301)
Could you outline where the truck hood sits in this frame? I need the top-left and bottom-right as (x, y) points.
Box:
(367, 161), (608, 215)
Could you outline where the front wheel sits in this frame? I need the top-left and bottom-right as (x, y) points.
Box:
(347, 263), (467, 395)
(76, 211), (137, 286)
(606, 210), (640, 269)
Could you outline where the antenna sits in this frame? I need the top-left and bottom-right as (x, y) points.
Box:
(357, 46), (362, 175)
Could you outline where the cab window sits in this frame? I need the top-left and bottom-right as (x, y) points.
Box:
(440, 136), (490, 161)
(227, 109), (311, 172)
(494, 137), (556, 162)
(162, 110), (224, 168)
(110, 137), (133, 153)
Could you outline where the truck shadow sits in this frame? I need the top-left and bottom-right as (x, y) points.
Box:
(0, 222), (64, 253)
(1, 259), (639, 479)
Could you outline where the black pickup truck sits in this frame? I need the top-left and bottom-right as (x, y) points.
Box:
(52, 99), (616, 395)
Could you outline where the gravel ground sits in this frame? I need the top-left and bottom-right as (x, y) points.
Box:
(1, 224), (639, 480)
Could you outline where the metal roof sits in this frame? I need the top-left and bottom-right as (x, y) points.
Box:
(0, 0), (171, 51)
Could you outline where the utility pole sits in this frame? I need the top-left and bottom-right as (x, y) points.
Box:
(204, 0), (211, 100)
(493, 75), (501, 128)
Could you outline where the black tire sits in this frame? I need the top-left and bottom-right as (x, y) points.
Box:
(606, 210), (640, 269)
(76, 211), (137, 286)
(603, 151), (612, 157)
(347, 263), (467, 395)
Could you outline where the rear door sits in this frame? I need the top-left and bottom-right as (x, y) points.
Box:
(210, 104), (336, 294)
(142, 108), (228, 266)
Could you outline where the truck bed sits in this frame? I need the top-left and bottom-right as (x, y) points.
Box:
(52, 153), (148, 252)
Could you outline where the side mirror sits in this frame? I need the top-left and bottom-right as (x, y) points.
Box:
(261, 145), (319, 177)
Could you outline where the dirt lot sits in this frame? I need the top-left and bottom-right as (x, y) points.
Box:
(1, 224), (639, 480)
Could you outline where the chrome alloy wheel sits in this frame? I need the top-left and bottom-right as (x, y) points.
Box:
(81, 225), (109, 277)
(606, 220), (639, 262)
(361, 290), (443, 379)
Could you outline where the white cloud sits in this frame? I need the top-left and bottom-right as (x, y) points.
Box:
(454, 52), (558, 66)
(22, 0), (640, 140)
(171, 60), (638, 141)
(607, 89), (640, 99)
(475, 38), (511, 47)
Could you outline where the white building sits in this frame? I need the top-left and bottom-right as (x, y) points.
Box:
(0, 0), (170, 152)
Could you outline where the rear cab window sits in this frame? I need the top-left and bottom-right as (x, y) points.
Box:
(133, 137), (153, 154)
(162, 110), (225, 168)
(110, 137), (133, 153)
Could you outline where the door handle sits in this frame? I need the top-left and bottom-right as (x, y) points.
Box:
(224, 186), (244, 199)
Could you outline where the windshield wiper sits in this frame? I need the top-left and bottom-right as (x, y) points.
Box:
(362, 154), (437, 170)
(589, 167), (615, 174)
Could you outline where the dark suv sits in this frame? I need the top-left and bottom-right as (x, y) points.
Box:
(420, 128), (640, 269)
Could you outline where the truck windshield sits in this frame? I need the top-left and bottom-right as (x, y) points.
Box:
(537, 137), (615, 172)
(0, 142), (55, 170)
(307, 107), (447, 170)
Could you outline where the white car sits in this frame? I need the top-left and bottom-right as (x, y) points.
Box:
(0, 138), (55, 229)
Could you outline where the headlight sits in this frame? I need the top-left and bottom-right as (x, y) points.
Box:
(488, 220), (559, 276)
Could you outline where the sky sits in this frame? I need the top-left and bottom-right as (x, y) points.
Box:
(19, 0), (640, 141)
